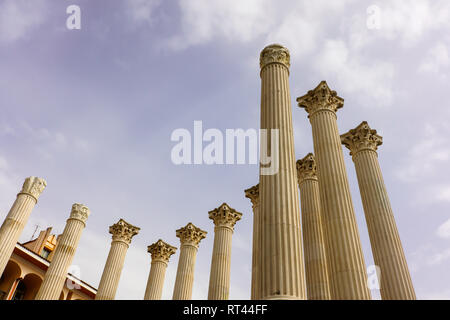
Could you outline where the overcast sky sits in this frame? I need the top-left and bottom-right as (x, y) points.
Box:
(1, 0), (449, 300)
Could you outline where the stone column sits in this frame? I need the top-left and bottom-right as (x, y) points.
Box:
(95, 219), (140, 300)
(0, 177), (46, 277)
(297, 81), (371, 300)
(341, 121), (416, 300)
(244, 184), (260, 300)
(35, 203), (89, 300)
(172, 223), (207, 300)
(144, 239), (177, 300)
(296, 154), (331, 300)
(207, 203), (242, 300)
(259, 44), (306, 300)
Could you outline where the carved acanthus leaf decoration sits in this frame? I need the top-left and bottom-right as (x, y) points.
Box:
(296, 153), (318, 182)
(176, 223), (207, 246)
(69, 203), (90, 224)
(260, 44), (290, 70)
(148, 239), (177, 263)
(208, 203), (242, 229)
(109, 218), (140, 244)
(341, 121), (383, 156)
(244, 184), (259, 209)
(20, 177), (47, 201)
(297, 81), (344, 118)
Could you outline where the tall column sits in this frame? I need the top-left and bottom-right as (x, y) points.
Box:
(207, 203), (242, 300)
(172, 223), (207, 300)
(259, 44), (306, 300)
(296, 153), (331, 300)
(35, 203), (90, 300)
(95, 219), (140, 300)
(297, 81), (371, 299)
(144, 239), (177, 300)
(341, 121), (416, 300)
(244, 184), (260, 300)
(0, 177), (46, 277)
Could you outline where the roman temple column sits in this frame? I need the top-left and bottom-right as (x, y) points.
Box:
(207, 203), (242, 300)
(297, 81), (371, 299)
(144, 239), (177, 300)
(172, 223), (207, 300)
(0, 177), (46, 277)
(259, 44), (306, 300)
(244, 184), (260, 300)
(296, 153), (331, 300)
(341, 121), (416, 300)
(35, 203), (90, 300)
(95, 219), (140, 300)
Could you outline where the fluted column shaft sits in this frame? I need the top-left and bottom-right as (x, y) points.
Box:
(96, 218), (139, 300)
(353, 150), (415, 299)
(208, 226), (233, 299)
(297, 155), (331, 299)
(207, 203), (241, 300)
(310, 112), (370, 299)
(172, 244), (198, 299)
(172, 223), (206, 300)
(298, 82), (371, 300)
(35, 204), (89, 300)
(95, 240), (128, 300)
(145, 239), (176, 300)
(245, 185), (260, 300)
(144, 260), (168, 300)
(259, 44), (306, 300)
(0, 177), (46, 277)
(251, 204), (260, 300)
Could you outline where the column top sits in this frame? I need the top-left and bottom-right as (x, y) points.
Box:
(176, 222), (207, 246)
(341, 121), (383, 156)
(109, 218), (140, 245)
(297, 81), (344, 118)
(244, 184), (259, 209)
(208, 203), (243, 229)
(69, 203), (90, 224)
(148, 239), (177, 263)
(19, 176), (47, 202)
(260, 44), (290, 70)
(296, 153), (318, 182)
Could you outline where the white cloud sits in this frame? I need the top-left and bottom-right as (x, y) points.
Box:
(437, 218), (450, 239)
(419, 42), (450, 75)
(313, 39), (395, 106)
(0, 0), (47, 44)
(397, 123), (450, 182)
(167, 0), (275, 50)
(428, 248), (450, 266)
(126, 0), (161, 25)
(374, 1), (450, 47)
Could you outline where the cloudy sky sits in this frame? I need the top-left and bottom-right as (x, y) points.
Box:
(1, 0), (449, 300)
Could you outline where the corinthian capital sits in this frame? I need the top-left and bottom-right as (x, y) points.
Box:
(208, 203), (243, 229)
(297, 81), (344, 118)
(69, 203), (90, 224)
(296, 153), (318, 183)
(341, 121), (383, 156)
(176, 223), (207, 246)
(109, 219), (140, 244)
(19, 176), (47, 202)
(244, 184), (259, 209)
(260, 44), (290, 70)
(148, 239), (177, 263)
